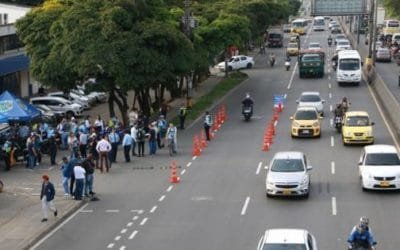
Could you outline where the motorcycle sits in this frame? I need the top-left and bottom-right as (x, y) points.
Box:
(334, 114), (342, 132)
(328, 38), (332, 47)
(348, 241), (377, 250)
(285, 60), (291, 71)
(242, 105), (253, 122)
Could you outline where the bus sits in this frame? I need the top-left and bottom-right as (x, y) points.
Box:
(312, 16), (325, 31)
(383, 19), (400, 36)
(291, 19), (308, 35)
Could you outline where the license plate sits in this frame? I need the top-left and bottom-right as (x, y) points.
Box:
(380, 181), (390, 187)
(302, 130), (310, 134)
(283, 189), (291, 195)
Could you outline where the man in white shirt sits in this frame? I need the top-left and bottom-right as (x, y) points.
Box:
(96, 135), (111, 173)
(130, 125), (137, 156)
(73, 164), (86, 200)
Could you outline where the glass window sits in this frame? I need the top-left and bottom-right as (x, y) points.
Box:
(271, 159), (305, 172)
(295, 110), (318, 120)
(345, 116), (369, 126)
(262, 243), (307, 250)
(365, 153), (400, 165)
(300, 95), (321, 102)
(339, 59), (360, 70)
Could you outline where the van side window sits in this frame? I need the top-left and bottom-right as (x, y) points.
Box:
(307, 234), (314, 250)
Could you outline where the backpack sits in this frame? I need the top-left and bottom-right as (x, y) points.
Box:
(158, 120), (167, 132)
(136, 128), (145, 141)
(179, 108), (186, 117)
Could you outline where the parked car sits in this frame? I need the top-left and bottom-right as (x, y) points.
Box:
(34, 104), (66, 119)
(341, 111), (374, 145)
(375, 47), (392, 62)
(290, 106), (322, 138)
(216, 55), (254, 71)
(30, 96), (83, 118)
(47, 91), (90, 110)
(358, 144), (400, 191)
(265, 151), (312, 198)
(296, 92), (325, 115)
(257, 228), (318, 250)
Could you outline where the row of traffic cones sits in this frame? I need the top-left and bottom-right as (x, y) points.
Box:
(261, 102), (283, 152)
(192, 104), (227, 157)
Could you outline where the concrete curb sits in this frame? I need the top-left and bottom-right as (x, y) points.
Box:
(23, 200), (87, 250)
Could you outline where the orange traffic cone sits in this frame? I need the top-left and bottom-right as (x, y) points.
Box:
(192, 135), (201, 157)
(272, 111), (279, 121)
(201, 131), (208, 148)
(170, 161), (180, 183)
(221, 105), (227, 121)
(264, 132), (273, 144)
(277, 102), (283, 112)
(262, 141), (270, 151)
(212, 115), (219, 132)
(210, 130), (215, 140)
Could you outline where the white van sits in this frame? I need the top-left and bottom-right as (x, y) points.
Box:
(392, 33), (400, 43)
(30, 96), (83, 117)
(336, 50), (362, 86)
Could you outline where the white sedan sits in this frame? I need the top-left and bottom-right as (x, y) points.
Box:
(216, 55), (254, 71)
(296, 91), (325, 115)
(308, 42), (321, 50)
(257, 228), (318, 250)
(336, 39), (351, 51)
(359, 144), (400, 190)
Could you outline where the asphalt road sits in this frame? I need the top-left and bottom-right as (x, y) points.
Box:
(32, 25), (400, 250)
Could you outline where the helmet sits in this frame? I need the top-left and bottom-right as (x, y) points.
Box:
(246, 93), (251, 98)
(357, 222), (367, 233)
(342, 96), (347, 102)
(360, 216), (369, 226)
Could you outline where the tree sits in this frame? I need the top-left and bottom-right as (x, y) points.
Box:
(384, 0), (400, 18)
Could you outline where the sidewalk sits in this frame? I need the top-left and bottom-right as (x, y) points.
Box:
(0, 71), (225, 250)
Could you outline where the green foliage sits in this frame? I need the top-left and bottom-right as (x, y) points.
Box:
(1, 0), (44, 6)
(384, 0), (400, 18)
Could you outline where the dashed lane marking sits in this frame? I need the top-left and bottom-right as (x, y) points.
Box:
(186, 162), (192, 167)
(166, 185), (173, 192)
(330, 118), (333, 127)
(192, 156), (197, 160)
(80, 210), (93, 213)
(331, 136), (334, 147)
(256, 162), (262, 175)
(329, 93), (332, 99)
(115, 236), (121, 241)
(130, 209), (144, 214)
(241, 196), (251, 216)
(159, 195), (166, 202)
(127, 222), (133, 227)
(328, 83), (332, 89)
(329, 105), (333, 112)
(332, 197), (337, 215)
(140, 217), (148, 226)
(331, 161), (335, 174)
(328, 75), (331, 80)
(107, 243), (114, 249)
(284, 94), (287, 99)
(128, 230), (138, 240)
(181, 169), (186, 175)
(121, 229), (127, 234)
(132, 216), (139, 221)
(150, 206), (157, 213)
(286, 62), (298, 89)
(120, 246), (126, 250)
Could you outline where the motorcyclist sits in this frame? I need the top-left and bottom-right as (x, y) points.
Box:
(348, 218), (376, 249)
(269, 53), (276, 66)
(328, 35), (333, 46)
(340, 96), (350, 113)
(242, 93), (254, 114)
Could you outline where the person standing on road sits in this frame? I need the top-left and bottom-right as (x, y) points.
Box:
(130, 124), (137, 156)
(68, 132), (79, 158)
(96, 135), (111, 172)
(73, 164), (86, 200)
(122, 130), (133, 162)
(178, 103), (187, 130)
(166, 123), (178, 154)
(148, 122), (157, 155)
(48, 135), (57, 166)
(82, 154), (95, 197)
(157, 115), (168, 148)
(79, 131), (88, 159)
(136, 124), (146, 157)
(27, 135), (37, 169)
(108, 128), (120, 163)
(40, 175), (57, 222)
(203, 111), (213, 141)
(60, 156), (73, 198)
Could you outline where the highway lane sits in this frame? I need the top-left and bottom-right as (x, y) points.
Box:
(33, 25), (400, 250)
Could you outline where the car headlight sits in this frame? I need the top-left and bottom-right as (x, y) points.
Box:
(312, 122), (319, 127)
(301, 176), (309, 185)
(292, 121), (300, 127)
(346, 132), (352, 136)
(266, 180), (274, 186)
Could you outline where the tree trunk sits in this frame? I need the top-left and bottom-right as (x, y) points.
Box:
(114, 88), (129, 126)
(108, 91), (116, 119)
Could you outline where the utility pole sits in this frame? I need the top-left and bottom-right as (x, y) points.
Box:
(367, 0), (374, 59)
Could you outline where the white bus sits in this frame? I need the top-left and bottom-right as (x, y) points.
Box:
(336, 50), (362, 86)
(291, 18), (308, 35)
(313, 16), (325, 31)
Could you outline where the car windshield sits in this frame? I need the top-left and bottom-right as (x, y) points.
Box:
(269, 33), (282, 39)
(302, 55), (321, 62)
(309, 44), (320, 48)
(300, 95), (321, 102)
(295, 110), (317, 120)
(336, 35), (345, 40)
(288, 43), (297, 48)
(365, 153), (400, 165)
(339, 59), (360, 70)
(338, 41), (349, 45)
(345, 116), (369, 126)
(271, 159), (305, 172)
(263, 243), (307, 250)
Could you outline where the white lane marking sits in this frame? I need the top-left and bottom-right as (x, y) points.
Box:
(328, 69), (331, 73)
(127, 222), (133, 227)
(107, 243), (115, 249)
(256, 162), (262, 175)
(332, 197), (337, 215)
(192, 156), (197, 160)
(159, 195), (166, 202)
(150, 206), (157, 213)
(328, 75), (331, 80)
(274, 120), (278, 127)
(132, 216), (139, 221)
(115, 236), (121, 241)
(284, 94), (287, 99)
(129, 230), (138, 240)
(186, 162), (192, 167)
(181, 169), (186, 175)
(331, 136), (334, 147)
(80, 210), (93, 213)
(121, 228), (127, 234)
(30, 203), (89, 250)
(106, 210), (119, 213)
(140, 217), (148, 226)
(286, 62), (298, 89)
(331, 161), (335, 174)
(120, 246), (126, 250)
(329, 93), (332, 99)
(166, 185), (173, 192)
(366, 81), (400, 151)
(241, 196), (251, 216)
(330, 118), (333, 127)
(130, 209), (144, 214)
(328, 83), (332, 89)
(329, 105), (333, 112)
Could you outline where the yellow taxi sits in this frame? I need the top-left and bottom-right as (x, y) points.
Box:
(287, 42), (299, 56)
(341, 111), (374, 145)
(290, 106), (322, 138)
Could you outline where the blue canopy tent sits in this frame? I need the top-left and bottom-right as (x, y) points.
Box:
(0, 91), (41, 122)
(0, 113), (6, 123)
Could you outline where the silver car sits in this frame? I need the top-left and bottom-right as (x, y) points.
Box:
(266, 151), (312, 198)
(296, 91), (325, 115)
(375, 47), (391, 62)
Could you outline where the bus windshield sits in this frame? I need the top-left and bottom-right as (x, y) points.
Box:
(314, 18), (324, 26)
(339, 59), (360, 70)
(292, 21), (304, 28)
(387, 20), (400, 28)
